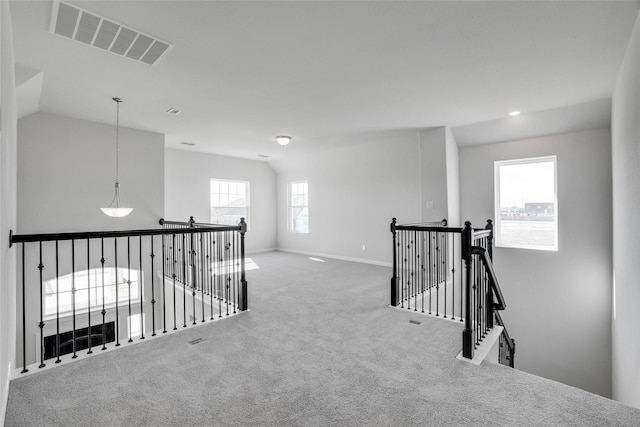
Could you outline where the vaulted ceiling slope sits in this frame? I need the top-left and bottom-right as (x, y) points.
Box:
(9, 0), (640, 161)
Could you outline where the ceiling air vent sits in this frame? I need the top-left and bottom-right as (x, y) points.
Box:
(50, 1), (173, 66)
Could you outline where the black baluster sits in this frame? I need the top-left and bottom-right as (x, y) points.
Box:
(216, 236), (222, 318)
(191, 233), (197, 325)
(161, 234), (167, 334)
(451, 234), (456, 321)
(172, 234), (177, 331)
(443, 232), (448, 319)
(55, 240), (61, 363)
(208, 232), (214, 320)
(182, 233), (187, 327)
(21, 244), (28, 373)
(233, 230), (238, 314)
(38, 242), (45, 368)
(127, 237), (133, 343)
(139, 235), (145, 339)
(71, 240), (78, 359)
(151, 235), (157, 336)
(115, 238), (120, 347)
(200, 232), (205, 322)
(435, 231), (440, 317)
(87, 238), (93, 355)
(421, 232), (425, 314)
(101, 239), (107, 350)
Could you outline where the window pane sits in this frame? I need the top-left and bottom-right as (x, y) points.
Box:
(288, 181), (309, 233)
(495, 157), (557, 251)
(211, 179), (250, 225)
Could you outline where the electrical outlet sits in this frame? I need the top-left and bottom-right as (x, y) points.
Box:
(426, 201), (435, 209)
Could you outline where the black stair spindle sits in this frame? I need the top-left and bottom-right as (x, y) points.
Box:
(20, 244), (28, 373)
(100, 239), (107, 350)
(151, 235), (157, 336)
(87, 238), (93, 355)
(172, 234), (177, 331)
(55, 240), (61, 363)
(115, 238), (120, 347)
(38, 242), (46, 368)
(127, 236), (133, 343)
(71, 240), (78, 359)
(139, 235), (145, 339)
(182, 233), (187, 328)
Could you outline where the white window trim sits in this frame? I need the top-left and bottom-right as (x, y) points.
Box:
(210, 178), (250, 227)
(494, 155), (558, 251)
(288, 181), (309, 234)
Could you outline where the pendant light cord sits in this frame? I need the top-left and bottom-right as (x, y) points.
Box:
(113, 97), (122, 184)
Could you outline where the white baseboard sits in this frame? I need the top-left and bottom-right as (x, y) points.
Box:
(275, 248), (391, 267)
(246, 248), (277, 255)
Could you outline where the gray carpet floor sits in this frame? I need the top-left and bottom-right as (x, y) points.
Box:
(5, 251), (640, 426)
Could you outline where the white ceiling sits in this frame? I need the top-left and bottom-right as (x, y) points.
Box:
(9, 0), (640, 162)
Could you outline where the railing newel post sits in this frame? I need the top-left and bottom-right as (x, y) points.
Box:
(238, 218), (248, 311)
(462, 221), (474, 360)
(390, 218), (399, 307)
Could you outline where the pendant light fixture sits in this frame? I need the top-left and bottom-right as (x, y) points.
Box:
(101, 97), (134, 218)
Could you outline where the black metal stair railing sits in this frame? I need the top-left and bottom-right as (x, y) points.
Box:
(390, 218), (515, 367)
(9, 217), (247, 374)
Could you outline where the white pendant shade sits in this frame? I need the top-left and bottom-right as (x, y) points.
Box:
(101, 180), (133, 217)
(100, 207), (134, 218)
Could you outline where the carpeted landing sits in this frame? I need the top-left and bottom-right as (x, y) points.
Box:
(5, 251), (640, 426)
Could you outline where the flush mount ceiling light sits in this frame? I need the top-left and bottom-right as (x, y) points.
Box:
(509, 111), (521, 116)
(276, 135), (292, 146)
(101, 97), (134, 218)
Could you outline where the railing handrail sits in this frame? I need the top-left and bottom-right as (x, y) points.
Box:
(10, 223), (241, 246)
(472, 246), (506, 311)
(472, 229), (492, 241)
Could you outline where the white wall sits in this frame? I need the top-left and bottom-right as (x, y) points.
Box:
(18, 112), (165, 233)
(611, 11), (640, 409)
(273, 131), (422, 265)
(445, 127), (460, 227)
(460, 128), (613, 398)
(164, 148), (277, 253)
(0, 2), (17, 423)
(419, 128), (449, 223)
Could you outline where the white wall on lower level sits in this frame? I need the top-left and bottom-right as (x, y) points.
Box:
(460, 128), (613, 398)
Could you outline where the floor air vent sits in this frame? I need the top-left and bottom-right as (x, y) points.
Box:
(50, 0), (173, 66)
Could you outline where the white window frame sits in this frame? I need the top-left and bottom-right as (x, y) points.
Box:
(494, 155), (558, 251)
(210, 179), (250, 227)
(288, 181), (309, 234)
(44, 267), (142, 320)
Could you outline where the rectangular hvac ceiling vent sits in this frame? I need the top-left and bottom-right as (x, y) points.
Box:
(50, 0), (173, 66)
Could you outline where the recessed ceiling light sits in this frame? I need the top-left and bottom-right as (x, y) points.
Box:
(166, 108), (181, 115)
(180, 141), (195, 146)
(509, 111), (521, 116)
(275, 135), (292, 146)
(258, 154), (269, 158)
